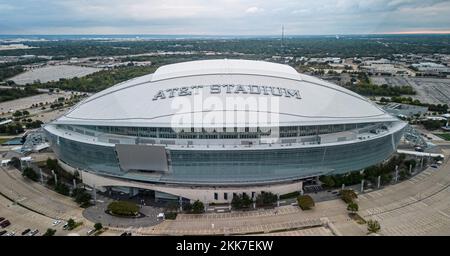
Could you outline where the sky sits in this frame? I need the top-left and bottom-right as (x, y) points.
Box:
(0, 0), (450, 35)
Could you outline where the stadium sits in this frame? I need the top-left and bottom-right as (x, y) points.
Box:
(43, 59), (407, 203)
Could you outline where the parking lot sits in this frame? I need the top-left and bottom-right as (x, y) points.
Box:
(0, 165), (94, 236)
(0, 193), (71, 236)
(370, 76), (450, 105)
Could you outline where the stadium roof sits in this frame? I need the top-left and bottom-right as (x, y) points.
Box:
(55, 59), (397, 127)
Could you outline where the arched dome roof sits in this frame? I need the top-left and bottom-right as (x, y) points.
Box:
(55, 59), (396, 128)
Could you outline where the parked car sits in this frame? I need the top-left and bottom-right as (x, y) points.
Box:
(0, 217), (5, 222)
(414, 146), (424, 152)
(0, 230), (7, 236)
(28, 229), (39, 236)
(21, 228), (31, 235)
(87, 229), (96, 235)
(0, 220), (10, 228)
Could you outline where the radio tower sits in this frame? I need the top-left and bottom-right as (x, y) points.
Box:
(281, 25), (285, 60)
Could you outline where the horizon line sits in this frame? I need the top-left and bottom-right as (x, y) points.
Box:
(1, 32), (450, 37)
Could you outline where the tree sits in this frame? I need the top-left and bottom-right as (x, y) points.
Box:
(72, 188), (92, 207)
(231, 193), (253, 209)
(22, 167), (38, 181)
(43, 228), (56, 236)
(54, 182), (70, 196)
(9, 157), (21, 169)
(12, 110), (23, 117)
(341, 189), (358, 204)
(47, 176), (55, 186)
(319, 175), (335, 188)
(67, 218), (76, 230)
(297, 195), (315, 210)
(94, 223), (103, 231)
(347, 202), (359, 214)
(367, 220), (381, 233)
(191, 200), (205, 214)
(255, 191), (277, 207)
(183, 202), (192, 212)
(46, 158), (59, 171)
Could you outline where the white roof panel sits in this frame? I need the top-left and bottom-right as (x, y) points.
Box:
(55, 59), (396, 127)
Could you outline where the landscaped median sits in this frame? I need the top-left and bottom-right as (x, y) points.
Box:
(106, 201), (142, 218)
(434, 133), (450, 141)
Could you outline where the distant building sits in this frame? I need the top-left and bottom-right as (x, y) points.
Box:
(0, 119), (13, 126)
(412, 62), (450, 75)
(308, 57), (341, 64)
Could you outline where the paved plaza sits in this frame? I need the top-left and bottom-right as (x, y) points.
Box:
(82, 196), (164, 228)
(357, 148), (450, 236)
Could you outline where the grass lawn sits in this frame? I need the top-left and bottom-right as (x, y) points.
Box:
(434, 133), (450, 141)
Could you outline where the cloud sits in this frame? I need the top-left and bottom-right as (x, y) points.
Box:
(0, 0), (449, 34)
(245, 6), (264, 14)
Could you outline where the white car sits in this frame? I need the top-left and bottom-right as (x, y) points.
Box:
(52, 220), (62, 226)
(6, 232), (15, 236)
(28, 229), (38, 236)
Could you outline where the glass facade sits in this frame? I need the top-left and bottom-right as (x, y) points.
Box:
(45, 125), (405, 185)
(56, 122), (381, 140)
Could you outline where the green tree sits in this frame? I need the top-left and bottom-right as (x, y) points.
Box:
(191, 200), (205, 214)
(54, 182), (70, 196)
(319, 175), (335, 188)
(297, 195), (315, 210)
(183, 202), (192, 212)
(67, 219), (76, 230)
(347, 202), (359, 214)
(94, 223), (103, 231)
(341, 189), (358, 204)
(12, 110), (23, 117)
(43, 228), (56, 236)
(72, 188), (92, 207)
(22, 167), (38, 181)
(9, 157), (21, 169)
(46, 158), (59, 171)
(255, 191), (277, 207)
(231, 193), (252, 209)
(47, 176), (55, 186)
(367, 220), (381, 233)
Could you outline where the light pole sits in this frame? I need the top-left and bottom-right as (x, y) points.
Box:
(92, 184), (97, 205)
(394, 165), (399, 183)
(51, 170), (57, 184)
(39, 168), (44, 184)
